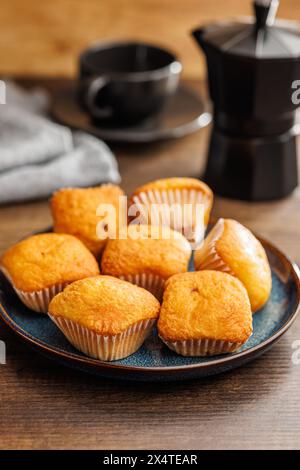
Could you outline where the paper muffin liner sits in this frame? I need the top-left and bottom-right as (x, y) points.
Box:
(118, 273), (165, 300)
(160, 337), (243, 356)
(48, 316), (156, 361)
(131, 187), (212, 244)
(0, 267), (69, 314)
(194, 218), (234, 273)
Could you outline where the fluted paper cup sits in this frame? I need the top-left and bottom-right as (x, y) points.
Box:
(118, 273), (165, 301)
(1, 267), (69, 314)
(48, 316), (156, 361)
(194, 218), (234, 273)
(160, 337), (243, 357)
(131, 187), (212, 245)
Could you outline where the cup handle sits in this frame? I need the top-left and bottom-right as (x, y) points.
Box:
(85, 76), (113, 120)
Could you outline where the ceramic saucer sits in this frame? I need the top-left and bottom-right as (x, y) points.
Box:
(51, 82), (212, 143)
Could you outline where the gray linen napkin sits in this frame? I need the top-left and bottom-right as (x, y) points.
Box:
(5, 80), (49, 115)
(0, 82), (120, 204)
(0, 132), (120, 204)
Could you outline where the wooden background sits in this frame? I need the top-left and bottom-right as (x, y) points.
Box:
(1, 0), (300, 79)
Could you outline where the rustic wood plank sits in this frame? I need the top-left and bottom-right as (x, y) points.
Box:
(0, 0), (299, 79)
(0, 78), (299, 450)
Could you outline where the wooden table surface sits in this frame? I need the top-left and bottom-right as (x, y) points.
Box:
(0, 79), (300, 450)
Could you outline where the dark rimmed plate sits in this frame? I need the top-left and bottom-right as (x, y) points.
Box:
(51, 83), (212, 143)
(0, 231), (299, 381)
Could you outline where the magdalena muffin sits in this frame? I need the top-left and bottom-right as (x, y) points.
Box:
(158, 270), (253, 356)
(0, 233), (99, 313)
(129, 178), (213, 245)
(48, 275), (160, 361)
(194, 218), (272, 312)
(51, 184), (125, 258)
(101, 224), (191, 299)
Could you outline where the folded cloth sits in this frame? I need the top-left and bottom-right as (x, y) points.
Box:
(5, 80), (49, 115)
(0, 132), (120, 204)
(0, 106), (74, 172)
(0, 81), (120, 204)
(1, 81), (73, 172)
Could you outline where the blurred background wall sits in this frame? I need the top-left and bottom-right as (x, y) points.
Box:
(1, 0), (299, 79)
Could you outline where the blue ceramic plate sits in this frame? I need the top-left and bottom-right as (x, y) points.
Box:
(0, 232), (299, 381)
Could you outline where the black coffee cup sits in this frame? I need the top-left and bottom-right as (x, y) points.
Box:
(78, 41), (182, 125)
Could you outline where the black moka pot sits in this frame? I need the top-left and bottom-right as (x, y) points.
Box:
(192, 0), (300, 201)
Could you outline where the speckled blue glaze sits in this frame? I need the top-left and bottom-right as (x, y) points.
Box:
(0, 255), (298, 372)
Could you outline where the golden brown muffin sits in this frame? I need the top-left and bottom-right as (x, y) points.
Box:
(51, 184), (125, 258)
(129, 177), (213, 244)
(0, 233), (100, 313)
(194, 218), (272, 312)
(48, 275), (160, 361)
(101, 224), (191, 299)
(158, 270), (253, 356)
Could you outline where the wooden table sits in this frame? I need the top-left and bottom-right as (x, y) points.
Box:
(0, 79), (300, 450)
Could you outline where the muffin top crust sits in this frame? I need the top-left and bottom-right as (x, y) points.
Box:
(1, 233), (99, 292)
(51, 184), (124, 257)
(130, 177), (213, 198)
(158, 270), (253, 343)
(195, 218), (272, 312)
(101, 224), (191, 279)
(49, 275), (160, 335)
